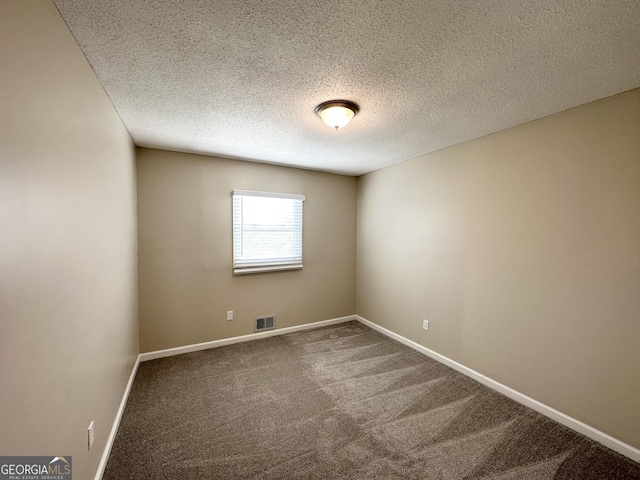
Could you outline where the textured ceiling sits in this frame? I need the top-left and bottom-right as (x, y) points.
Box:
(53, 0), (640, 176)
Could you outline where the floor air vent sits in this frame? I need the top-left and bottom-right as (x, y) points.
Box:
(255, 315), (276, 332)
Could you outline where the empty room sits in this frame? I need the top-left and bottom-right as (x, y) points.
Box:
(1, 0), (639, 479)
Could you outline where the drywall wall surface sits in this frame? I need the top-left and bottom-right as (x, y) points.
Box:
(137, 148), (357, 352)
(0, 1), (139, 478)
(357, 89), (640, 449)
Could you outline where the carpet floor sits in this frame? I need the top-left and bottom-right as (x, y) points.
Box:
(104, 321), (640, 479)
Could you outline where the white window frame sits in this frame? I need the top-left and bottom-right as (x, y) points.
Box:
(232, 190), (305, 275)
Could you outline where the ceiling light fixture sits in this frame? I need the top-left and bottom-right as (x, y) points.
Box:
(315, 100), (359, 130)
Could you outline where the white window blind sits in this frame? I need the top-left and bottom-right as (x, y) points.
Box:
(232, 190), (305, 274)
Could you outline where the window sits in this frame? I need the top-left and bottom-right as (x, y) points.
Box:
(232, 190), (305, 274)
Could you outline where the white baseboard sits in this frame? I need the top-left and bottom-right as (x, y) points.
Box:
(139, 315), (356, 362)
(94, 355), (140, 480)
(355, 315), (640, 463)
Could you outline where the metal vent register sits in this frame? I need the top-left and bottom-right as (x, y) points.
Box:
(255, 315), (275, 332)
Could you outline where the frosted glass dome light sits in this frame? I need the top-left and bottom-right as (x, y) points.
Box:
(315, 100), (359, 130)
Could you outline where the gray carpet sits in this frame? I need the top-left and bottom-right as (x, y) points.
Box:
(104, 321), (640, 479)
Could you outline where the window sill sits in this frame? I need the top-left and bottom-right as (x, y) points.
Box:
(233, 264), (303, 275)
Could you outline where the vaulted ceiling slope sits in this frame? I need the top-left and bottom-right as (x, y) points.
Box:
(53, 0), (640, 176)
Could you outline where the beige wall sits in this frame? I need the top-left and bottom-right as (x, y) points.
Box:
(137, 148), (357, 352)
(357, 89), (640, 449)
(0, 1), (138, 478)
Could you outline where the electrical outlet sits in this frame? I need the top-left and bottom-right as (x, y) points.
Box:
(423, 319), (429, 331)
(88, 421), (94, 451)
(226, 310), (233, 321)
